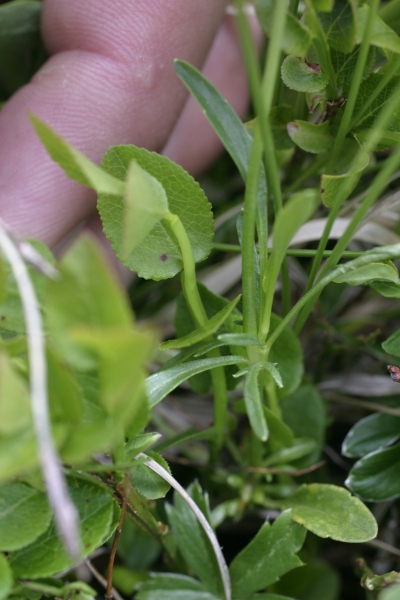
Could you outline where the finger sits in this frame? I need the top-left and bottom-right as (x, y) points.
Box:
(0, 0), (228, 246)
(162, 13), (263, 177)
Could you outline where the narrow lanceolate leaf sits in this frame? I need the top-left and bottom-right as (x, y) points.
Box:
(229, 510), (306, 599)
(244, 363), (269, 441)
(29, 115), (124, 195)
(333, 261), (399, 286)
(346, 444), (400, 502)
(342, 413), (400, 458)
(281, 56), (329, 93)
(287, 120), (333, 154)
(160, 295), (241, 350)
(217, 333), (264, 347)
(146, 355), (248, 407)
(122, 160), (169, 258)
(281, 484), (377, 543)
(98, 145), (213, 280)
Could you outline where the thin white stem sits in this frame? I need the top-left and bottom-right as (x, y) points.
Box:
(139, 453), (231, 600)
(0, 224), (80, 561)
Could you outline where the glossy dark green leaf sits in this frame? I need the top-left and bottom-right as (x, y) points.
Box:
(229, 510), (305, 599)
(147, 355), (246, 408)
(9, 476), (119, 577)
(287, 120), (333, 154)
(346, 444), (400, 501)
(269, 314), (304, 398)
(137, 574), (218, 600)
(382, 328), (400, 356)
(130, 452), (171, 500)
(282, 484), (377, 542)
(244, 363), (269, 441)
(166, 491), (223, 597)
(319, 0), (357, 54)
(0, 482), (51, 551)
(160, 295), (240, 350)
(0, 553), (12, 600)
(342, 413), (400, 458)
(98, 145), (213, 280)
(280, 385), (327, 466)
(281, 56), (329, 93)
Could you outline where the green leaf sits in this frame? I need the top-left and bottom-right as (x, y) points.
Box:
(275, 559), (340, 600)
(217, 333), (264, 347)
(263, 438), (317, 467)
(281, 385), (327, 466)
(342, 413), (400, 458)
(229, 510), (306, 599)
(380, 585), (400, 600)
(282, 483), (377, 542)
(9, 476), (119, 578)
(98, 145), (213, 280)
(0, 482), (51, 551)
(125, 432), (162, 459)
(0, 553), (12, 600)
(0, 350), (31, 434)
(269, 314), (304, 398)
(319, 0), (357, 54)
(0, 256), (6, 307)
(352, 74), (400, 131)
(29, 115), (124, 195)
(330, 45), (375, 89)
(357, 5), (400, 54)
(146, 355), (247, 408)
(263, 406), (294, 452)
(313, 0), (334, 10)
(371, 279), (400, 298)
(270, 105), (295, 150)
(382, 328), (400, 356)
(355, 128), (400, 150)
(130, 452), (171, 500)
(160, 295), (241, 350)
(244, 363), (269, 442)
(255, 0), (312, 57)
(281, 56), (329, 93)
(166, 491), (223, 597)
(333, 261), (399, 285)
(47, 347), (83, 425)
(287, 120), (333, 154)
(122, 160), (169, 259)
(248, 596), (294, 600)
(346, 444), (400, 501)
(137, 574), (218, 600)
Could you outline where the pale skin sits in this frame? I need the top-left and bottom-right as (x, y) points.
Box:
(0, 0), (261, 266)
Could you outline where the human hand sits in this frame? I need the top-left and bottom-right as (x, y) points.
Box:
(0, 0), (261, 257)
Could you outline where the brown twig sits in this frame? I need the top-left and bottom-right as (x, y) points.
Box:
(106, 494), (127, 599)
(84, 560), (124, 600)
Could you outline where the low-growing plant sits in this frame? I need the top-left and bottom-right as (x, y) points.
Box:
(3, 0), (400, 599)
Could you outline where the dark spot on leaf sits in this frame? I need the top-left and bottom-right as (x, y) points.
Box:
(305, 61), (321, 73)
(0, 316), (5, 321)
(160, 254), (168, 262)
(320, 188), (325, 194)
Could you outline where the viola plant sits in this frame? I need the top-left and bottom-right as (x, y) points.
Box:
(3, 0), (400, 599)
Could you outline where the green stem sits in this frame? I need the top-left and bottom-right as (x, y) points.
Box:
(165, 213), (228, 452)
(265, 244), (400, 353)
(327, 0), (380, 171)
(213, 243), (364, 258)
(304, 2), (336, 99)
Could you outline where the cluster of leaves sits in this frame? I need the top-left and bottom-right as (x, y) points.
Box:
(3, 0), (400, 599)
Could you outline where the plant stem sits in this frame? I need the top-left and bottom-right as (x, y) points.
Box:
(213, 244), (364, 259)
(0, 224), (81, 562)
(327, 0), (380, 171)
(304, 1), (337, 99)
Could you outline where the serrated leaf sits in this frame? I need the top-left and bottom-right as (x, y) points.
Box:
(0, 553), (12, 600)
(244, 363), (269, 441)
(255, 0), (312, 57)
(146, 355), (247, 408)
(0, 482), (51, 551)
(281, 56), (329, 93)
(9, 476), (119, 578)
(346, 444), (400, 501)
(98, 145), (213, 280)
(130, 452), (171, 500)
(0, 351), (31, 434)
(166, 491), (223, 597)
(282, 483), (377, 542)
(122, 160), (169, 258)
(137, 574), (218, 600)
(229, 510), (306, 599)
(30, 115), (124, 195)
(319, 0), (357, 54)
(160, 295), (241, 350)
(357, 4), (400, 54)
(382, 328), (400, 356)
(287, 120), (333, 154)
(125, 432), (161, 459)
(333, 261), (399, 285)
(342, 413), (400, 458)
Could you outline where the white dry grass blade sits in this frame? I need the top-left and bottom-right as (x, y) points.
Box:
(0, 224), (81, 561)
(288, 218), (400, 246)
(139, 452), (231, 600)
